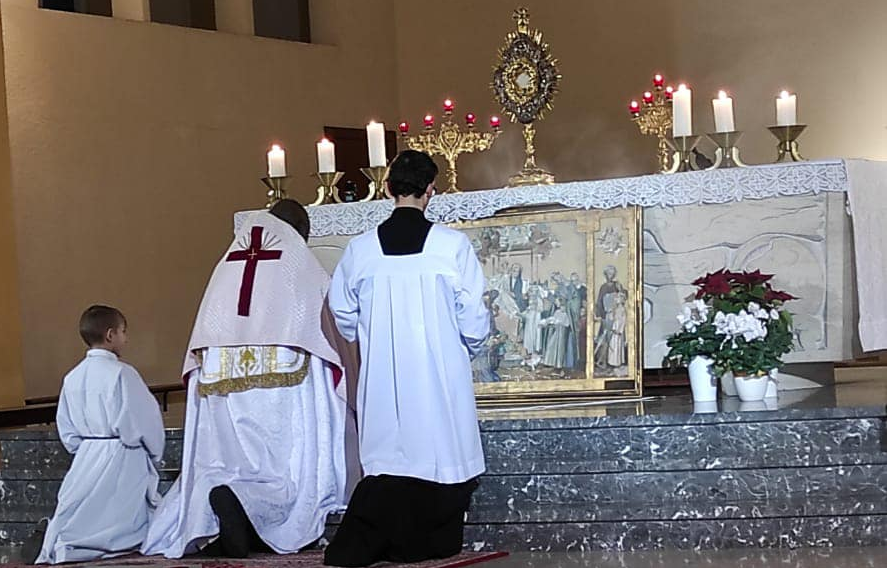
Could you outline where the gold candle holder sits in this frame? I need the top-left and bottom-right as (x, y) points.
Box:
(310, 171), (344, 206)
(664, 135), (702, 174)
(360, 165), (390, 201)
(261, 176), (289, 208)
(706, 131), (747, 169)
(631, 88), (673, 173)
(767, 124), (806, 162)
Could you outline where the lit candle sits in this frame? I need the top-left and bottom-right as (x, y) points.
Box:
(267, 144), (286, 178)
(465, 113), (476, 125)
(398, 121), (409, 134)
(672, 84), (693, 137)
(316, 138), (335, 173)
(712, 90), (735, 133)
(423, 114), (434, 128)
(366, 121), (386, 167)
(490, 115), (501, 129)
(776, 90), (797, 126)
(629, 101), (640, 115)
(643, 91), (654, 105)
(443, 98), (455, 113)
(653, 74), (665, 88)
(664, 86), (674, 100)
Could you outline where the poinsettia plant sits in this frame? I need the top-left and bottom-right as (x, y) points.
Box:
(664, 269), (797, 377)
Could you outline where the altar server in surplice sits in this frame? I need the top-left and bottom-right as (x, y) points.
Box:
(142, 200), (351, 559)
(325, 150), (490, 567)
(26, 306), (165, 565)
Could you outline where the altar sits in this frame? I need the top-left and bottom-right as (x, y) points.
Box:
(275, 159), (883, 376)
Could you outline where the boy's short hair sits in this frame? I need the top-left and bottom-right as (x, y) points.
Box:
(387, 150), (438, 199)
(79, 305), (126, 347)
(270, 199), (310, 241)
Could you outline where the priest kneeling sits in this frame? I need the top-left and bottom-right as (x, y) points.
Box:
(142, 200), (350, 559)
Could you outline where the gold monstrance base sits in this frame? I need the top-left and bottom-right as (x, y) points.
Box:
(509, 123), (555, 186)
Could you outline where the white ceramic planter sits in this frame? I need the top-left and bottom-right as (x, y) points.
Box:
(688, 356), (718, 402)
(734, 373), (769, 402)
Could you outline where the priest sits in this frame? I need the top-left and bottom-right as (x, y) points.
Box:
(325, 150), (490, 566)
(142, 200), (351, 559)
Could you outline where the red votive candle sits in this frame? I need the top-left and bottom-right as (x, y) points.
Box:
(664, 86), (674, 100)
(629, 101), (641, 115)
(643, 91), (654, 104)
(653, 74), (665, 88)
(443, 99), (455, 113)
(424, 114), (434, 128)
(490, 115), (501, 128)
(398, 121), (409, 134)
(465, 113), (476, 125)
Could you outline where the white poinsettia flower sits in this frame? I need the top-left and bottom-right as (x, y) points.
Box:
(770, 309), (780, 320)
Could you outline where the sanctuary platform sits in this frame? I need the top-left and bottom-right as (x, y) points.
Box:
(2, 379), (885, 553)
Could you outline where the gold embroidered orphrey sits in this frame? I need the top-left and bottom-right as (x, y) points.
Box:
(198, 345), (309, 397)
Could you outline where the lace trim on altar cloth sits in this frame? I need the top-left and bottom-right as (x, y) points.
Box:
(198, 369), (309, 397)
(250, 159), (849, 238)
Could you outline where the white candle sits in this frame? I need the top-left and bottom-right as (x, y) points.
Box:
(672, 84), (693, 137)
(776, 90), (797, 126)
(712, 90), (735, 133)
(267, 144), (286, 178)
(316, 138), (336, 173)
(366, 121), (387, 167)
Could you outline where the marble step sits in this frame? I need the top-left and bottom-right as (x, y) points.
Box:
(465, 496), (887, 524)
(472, 464), (887, 508)
(3, 414), (883, 474)
(5, 462), (885, 524)
(462, 514), (887, 552)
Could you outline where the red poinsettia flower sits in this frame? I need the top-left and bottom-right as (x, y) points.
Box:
(695, 270), (732, 298)
(726, 269), (774, 286)
(764, 286), (797, 302)
(692, 269), (725, 287)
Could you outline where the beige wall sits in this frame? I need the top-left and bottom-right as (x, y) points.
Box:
(4, 0), (887, 397)
(0, 7), (24, 408)
(1, 0), (398, 396)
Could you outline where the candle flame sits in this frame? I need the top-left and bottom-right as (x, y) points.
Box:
(678, 84), (688, 91)
(718, 90), (728, 100)
(654, 74), (663, 81)
(319, 138), (331, 145)
(271, 144), (282, 152)
(368, 120), (378, 126)
(780, 90), (791, 99)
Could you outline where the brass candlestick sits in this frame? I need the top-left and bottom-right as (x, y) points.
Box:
(360, 166), (390, 201)
(630, 80), (673, 173)
(261, 176), (289, 208)
(767, 124), (807, 162)
(492, 8), (560, 186)
(664, 135), (702, 174)
(401, 111), (501, 193)
(310, 171), (344, 206)
(706, 131), (747, 169)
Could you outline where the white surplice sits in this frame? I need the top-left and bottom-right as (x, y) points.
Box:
(37, 349), (164, 565)
(328, 224), (489, 484)
(142, 210), (349, 558)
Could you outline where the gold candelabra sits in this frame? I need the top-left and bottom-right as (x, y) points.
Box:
(767, 124), (807, 162)
(310, 171), (344, 206)
(630, 75), (674, 173)
(261, 176), (289, 208)
(399, 103), (501, 193)
(360, 166), (390, 201)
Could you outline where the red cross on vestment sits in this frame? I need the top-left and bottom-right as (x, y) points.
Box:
(226, 226), (282, 317)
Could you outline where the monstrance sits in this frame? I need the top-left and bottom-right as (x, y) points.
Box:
(492, 7), (561, 186)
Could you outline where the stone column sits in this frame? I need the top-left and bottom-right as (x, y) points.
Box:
(215, 0), (254, 35)
(111, 0), (150, 22)
(0, 7), (26, 409)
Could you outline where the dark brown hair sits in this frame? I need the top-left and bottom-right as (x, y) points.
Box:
(79, 305), (126, 347)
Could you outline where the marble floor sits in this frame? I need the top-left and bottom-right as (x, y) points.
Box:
(486, 546), (887, 567)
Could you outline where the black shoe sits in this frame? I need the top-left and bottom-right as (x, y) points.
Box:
(209, 486), (251, 558)
(21, 518), (48, 564)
